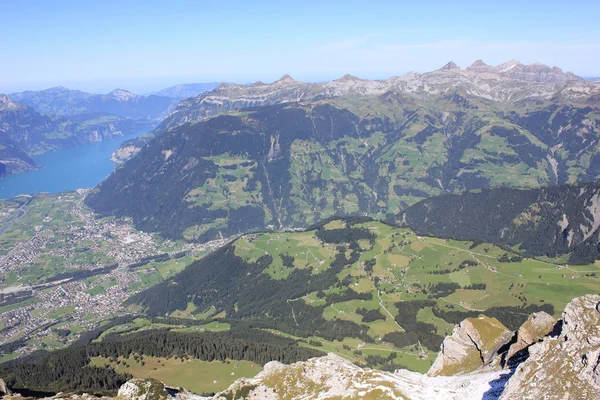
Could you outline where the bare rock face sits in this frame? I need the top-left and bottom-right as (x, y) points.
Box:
(0, 378), (11, 396)
(438, 61), (461, 71)
(207, 353), (508, 400)
(500, 294), (600, 400)
(505, 311), (557, 363)
(428, 315), (513, 376)
(110, 144), (142, 164)
(117, 379), (169, 400)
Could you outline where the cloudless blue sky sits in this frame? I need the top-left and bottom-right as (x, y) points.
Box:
(1, 0), (599, 93)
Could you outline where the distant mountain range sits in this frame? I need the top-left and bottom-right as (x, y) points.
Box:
(111, 59), (591, 163)
(152, 82), (220, 98)
(87, 60), (600, 252)
(0, 94), (155, 177)
(0, 83), (220, 178)
(9, 87), (179, 120)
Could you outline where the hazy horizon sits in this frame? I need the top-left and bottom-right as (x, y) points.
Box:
(1, 0), (599, 94)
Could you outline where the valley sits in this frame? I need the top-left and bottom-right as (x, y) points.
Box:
(1, 202), (599, 397)
(2, 62), (600, 400)
(3, 1), (600, 397)
(0, 192), (226, 361)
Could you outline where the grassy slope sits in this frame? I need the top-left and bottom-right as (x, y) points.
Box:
(126, 219), (599, 373)
(89, 355), (262, 395)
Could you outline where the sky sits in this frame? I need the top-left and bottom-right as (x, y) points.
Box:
(1, 0), (599, 94)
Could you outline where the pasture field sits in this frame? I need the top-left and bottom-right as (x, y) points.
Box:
(229, 219), (600, 353)
(90, 355), (262, 394)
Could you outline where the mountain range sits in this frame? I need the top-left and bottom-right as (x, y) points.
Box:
(0, 95), (155, 177)
(111, 59), (593, 163)
(9, 87), (178, 120)
(87, 60), (600, 253)
(152, 83), (220, 99)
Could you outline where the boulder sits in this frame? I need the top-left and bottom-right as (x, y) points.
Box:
(428, 315), (513, 376)
(117, 379), (168, 400)
(505, 311), (557, 364)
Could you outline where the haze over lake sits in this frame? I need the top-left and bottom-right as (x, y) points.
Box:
(0, 132), (146, 199)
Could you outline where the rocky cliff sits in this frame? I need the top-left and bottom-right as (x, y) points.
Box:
(499, 295), (600, 399)
(206, 295), (600, 399)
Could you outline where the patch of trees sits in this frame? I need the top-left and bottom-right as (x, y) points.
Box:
(315, 227), (376, 244)
(463, 283), (486, 290)
(459, 260), (478, 268)
(363, 258), (376, 273)
(425, 282), (460, 298)
(126, 253), (171, 269)
(356, 307), (385, 323)
(428, 267), (458, 275)
(0, 338), (29, 356)
(325, 288), (372, 304)
(280, 253), (295, 268)
(39, 264), (118, 284)
(363, 353), (406, 372)
(382, 300), (444, 351)
(498, 253), (523, 263)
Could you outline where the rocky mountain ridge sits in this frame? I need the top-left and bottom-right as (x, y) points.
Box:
(5, 295), (597, 400)
(0, 94), (155, 177)
(9, 87), (178, 120)
(112, 59), (596, 163)
(152, 83), (220, 99)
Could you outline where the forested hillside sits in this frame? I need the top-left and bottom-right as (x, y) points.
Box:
(0, 328), (320, 395)
(88, 91), (600, 243)
(126, 218), (595, 375)
(401, 181), (600, 263)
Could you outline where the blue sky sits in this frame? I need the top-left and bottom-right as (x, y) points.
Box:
(1, 0), (599, 93)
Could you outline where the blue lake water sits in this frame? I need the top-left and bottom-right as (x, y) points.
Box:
(0, 132), (145, 199)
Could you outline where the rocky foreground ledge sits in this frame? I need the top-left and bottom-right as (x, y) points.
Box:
(2, 295), (599, 400)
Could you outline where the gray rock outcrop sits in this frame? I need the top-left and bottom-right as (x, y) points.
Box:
(428, 315), (513, 376)
(505, 311), (557, 364)
(0, 378), (11, 396)
(499, 294), (600, 399)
